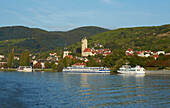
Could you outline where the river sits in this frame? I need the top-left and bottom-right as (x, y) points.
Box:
(0, 71), (169, 107)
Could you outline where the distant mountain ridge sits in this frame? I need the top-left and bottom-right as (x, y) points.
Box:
(0, 26), (109, 53)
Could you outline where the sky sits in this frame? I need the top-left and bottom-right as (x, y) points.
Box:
(0, 0), (170, 31)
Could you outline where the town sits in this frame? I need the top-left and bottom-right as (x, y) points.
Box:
(0, 37), (169, 71)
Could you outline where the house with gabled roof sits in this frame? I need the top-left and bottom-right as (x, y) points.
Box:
(126, 48), (134, 56)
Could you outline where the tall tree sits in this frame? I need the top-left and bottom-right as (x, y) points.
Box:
(20, 51), (31, 66)
(7, 51), (14, 68)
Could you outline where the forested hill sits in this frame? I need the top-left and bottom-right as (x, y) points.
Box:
(68, 24), (170, 52)
(0, 26), (109, 53)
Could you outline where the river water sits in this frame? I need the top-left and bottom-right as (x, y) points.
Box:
(0, 71), (169, 107)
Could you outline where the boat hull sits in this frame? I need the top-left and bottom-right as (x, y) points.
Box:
(17, 66), (33, 72)
(63, 69), (110, 73)
(17, 70), (33, 72)
(117, 70), (145, 74)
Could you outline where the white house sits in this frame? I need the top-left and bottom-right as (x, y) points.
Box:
(126, 48), (134, 56)
(63, 50), (71, 58)
(83, 48), (93, 57)
(0, 55), (5, 61)
(157, 51), (165, 55)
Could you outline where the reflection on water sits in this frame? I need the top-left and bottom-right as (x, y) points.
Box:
(0, 72), (169, 107)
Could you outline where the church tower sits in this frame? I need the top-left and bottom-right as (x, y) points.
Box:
(81, 37), (87, 56)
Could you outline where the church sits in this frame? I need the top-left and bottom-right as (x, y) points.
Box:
(81, 37), (111, 57)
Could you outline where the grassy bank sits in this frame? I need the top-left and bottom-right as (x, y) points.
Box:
(0, 68), (17, 71)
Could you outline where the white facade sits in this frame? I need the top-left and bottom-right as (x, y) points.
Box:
(145, 54), (150, 57)
(63, 51), (71, 58)
(157, 51), (165, 55)
(81, 37), (87, 57)
(83, 51), (92, 57)
(0, 55), (5, 60)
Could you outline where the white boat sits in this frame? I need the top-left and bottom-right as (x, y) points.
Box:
(17, 66), (33, 72)
(63, 63), (110, 73)
(117, 65), (145, 74)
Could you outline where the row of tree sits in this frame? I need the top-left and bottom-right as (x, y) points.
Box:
(5, 51), (30, 68)
(3, 50), (170, 72)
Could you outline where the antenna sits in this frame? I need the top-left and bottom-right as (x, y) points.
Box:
(64, 40), (67, 50)
(65, 40), (67, 47)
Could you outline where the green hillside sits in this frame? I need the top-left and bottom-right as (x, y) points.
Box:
(87, 24), (170, 52)
(0, 26), (109, 54)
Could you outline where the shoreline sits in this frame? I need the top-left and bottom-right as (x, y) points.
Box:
(1, 69), (170, 75)
(145, 70), (170, 75)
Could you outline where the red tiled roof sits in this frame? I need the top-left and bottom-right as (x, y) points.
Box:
(65, 55), (73, 59)
(137, 51), (142, 54)
(104, 49), (110, 51)
(103, 52), (111, 55)
(127, 48), (134, 51)
(153, 55), (159, 58)
(83, 48), (91, 52)
(98, 50), (103, 54)
(127, 53), (134, 56)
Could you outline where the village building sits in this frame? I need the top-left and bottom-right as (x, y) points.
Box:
(81, 37), (111, 57)
(157, 51), (165, 55)
(126, 48), (167, 59)
(65, 55), (73, 59)
(14, 56), (20, 60)
(0, 62), (7, 67)
(63, 50), (71, 58)
(0, 55), (5, 61)
(125, 48), (134, 56)
(83, 48), (93, 57)
(166, 53), (170, 56)
(81, 37), (88, 57)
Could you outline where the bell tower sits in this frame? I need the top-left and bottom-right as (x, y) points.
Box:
(81, 37), (87, 56)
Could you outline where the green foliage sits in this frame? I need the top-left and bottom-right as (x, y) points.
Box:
(34, 62), (42, 69)
(44, 61), (51, 68)
(52, 64), (57, 70)
(111, 59), (124, 73)
(7, 51), (14, 68)
(88, 24), (170, 52)
(20, 51), (31, 66)
(13, 59), (20, 68)
(56, 61), (64, 72)
(0, 26), (108, 54)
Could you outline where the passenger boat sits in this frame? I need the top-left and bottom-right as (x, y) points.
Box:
(63, 63), (110, 73)
(17, 66), (33, 72)
(117, 65), (145, 74)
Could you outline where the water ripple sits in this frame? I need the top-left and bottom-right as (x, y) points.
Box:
(0, 72), (170, 107)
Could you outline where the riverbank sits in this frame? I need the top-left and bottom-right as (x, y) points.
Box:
(1, 68), (170, 74)
(0, 69), (17, 71)
(146, 70), (170, 75)
(0, 68), (58, 72)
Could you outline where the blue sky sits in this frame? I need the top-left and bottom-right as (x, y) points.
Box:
(0, 0), (170, 31)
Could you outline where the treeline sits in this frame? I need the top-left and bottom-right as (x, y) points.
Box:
(1, 51), (31, 68)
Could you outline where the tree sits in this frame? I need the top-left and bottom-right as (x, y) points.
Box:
(7, 51), (14, 68)
(34, 62), (42, 69)
(50, 61), (55, 68)
(158, 54), (165, 61)
(57, 61), (64, 72)
(20, 51), (31, 66)
(111, 59), (124, 73)
(52, 64), (57, 70)
(44, 61), (51, 68)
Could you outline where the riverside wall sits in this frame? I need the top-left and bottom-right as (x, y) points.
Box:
(146, 70), (170, 75)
